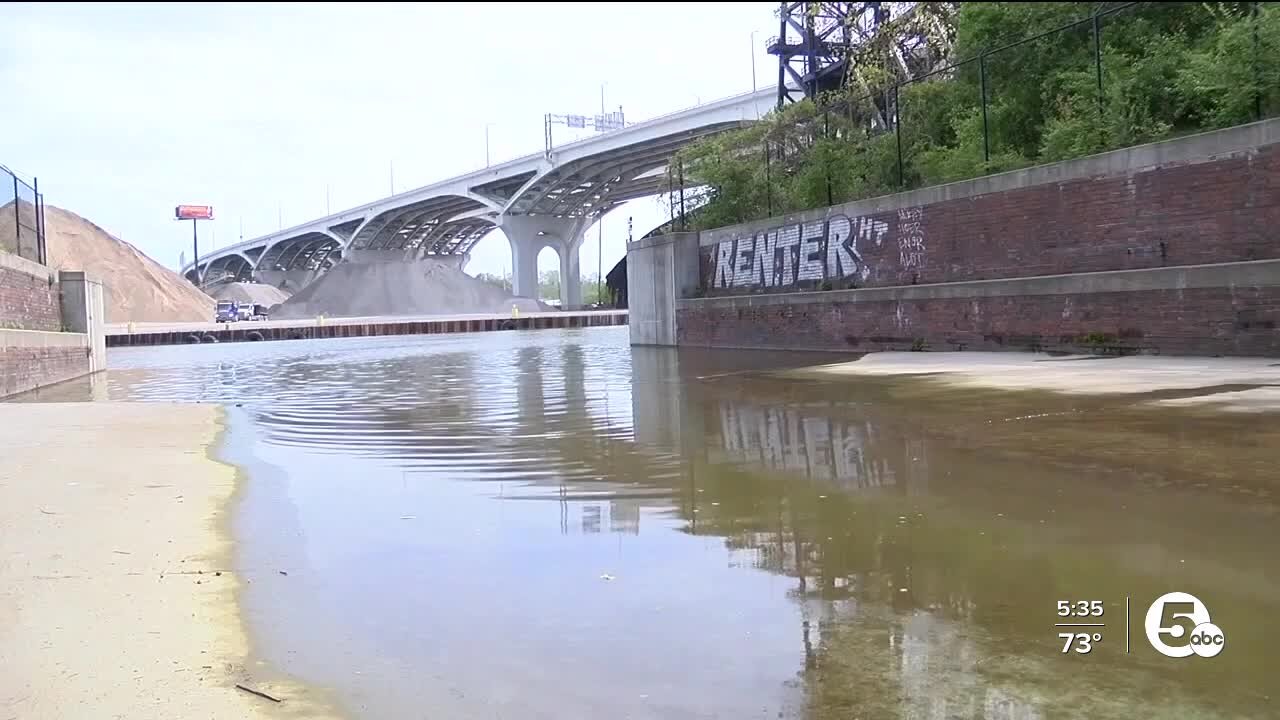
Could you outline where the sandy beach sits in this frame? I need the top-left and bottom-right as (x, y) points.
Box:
(780, 352), (1280, 412)
(0, 402), (341, 719)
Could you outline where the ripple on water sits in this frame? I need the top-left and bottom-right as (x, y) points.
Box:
(105, 330), (650, 492)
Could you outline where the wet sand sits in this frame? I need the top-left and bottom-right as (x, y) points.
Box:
(0, 402), (341, 719)
(783, 351), (1280, 411)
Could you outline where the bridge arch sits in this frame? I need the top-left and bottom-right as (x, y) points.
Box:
(348, 194), (495, 254)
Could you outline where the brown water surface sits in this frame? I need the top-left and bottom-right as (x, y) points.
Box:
(17, 326), (1278, 719)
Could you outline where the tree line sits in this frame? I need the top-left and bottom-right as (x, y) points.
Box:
(473, 269), (613, 305)
(673, 1), (1279, 230)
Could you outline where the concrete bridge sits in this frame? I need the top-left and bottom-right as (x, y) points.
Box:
(185, 88), (775, 308)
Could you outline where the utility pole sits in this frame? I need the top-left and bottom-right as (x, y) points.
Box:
(751, 31), (758, 92)
(597, 84), (606, 307)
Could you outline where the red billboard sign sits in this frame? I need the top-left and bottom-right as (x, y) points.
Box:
(175, 205), (214, 220)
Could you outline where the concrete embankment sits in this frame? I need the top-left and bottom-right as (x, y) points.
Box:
(0, 402), (342, 719)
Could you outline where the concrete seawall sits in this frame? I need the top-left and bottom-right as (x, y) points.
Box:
(109, 310), (629, 347)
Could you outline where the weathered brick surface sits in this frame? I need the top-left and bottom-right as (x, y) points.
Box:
(678, 286), (1280, 357)
(0, 263), (60, 331)
(699, 144), (1280, 295)
(0, 347), (89, 398)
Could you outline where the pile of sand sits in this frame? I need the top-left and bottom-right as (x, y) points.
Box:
(271, 257), (553, 319)
(43, 206), (214, 323)
(208, 281), (290, 307)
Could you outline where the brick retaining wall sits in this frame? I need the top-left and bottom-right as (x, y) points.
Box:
(679, 276), (1280, 357)
(0, 253), (60, 332)
(671, 119), (1280, 357)
(0, 346), (89, 398)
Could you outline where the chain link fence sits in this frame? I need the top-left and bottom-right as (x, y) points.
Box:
(1, 164), (46, 265)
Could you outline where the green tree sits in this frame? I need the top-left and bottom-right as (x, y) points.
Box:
(538, 269), (560, 301)
(673, 2), (1280, 231)
(581, 272), (610, 306)
(473, 271), (512, 292)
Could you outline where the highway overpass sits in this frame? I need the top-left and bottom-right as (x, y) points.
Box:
(185, 87), (775, 308)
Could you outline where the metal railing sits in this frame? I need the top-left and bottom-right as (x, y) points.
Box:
(0, 164), (46, 265)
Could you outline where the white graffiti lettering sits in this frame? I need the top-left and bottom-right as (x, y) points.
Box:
(826, 215), (857, 278)
(798, 222), (826, 282)
(709, 208), (919, 290)
(752, 231), (779, 287)
(714, 241), (735, 288)
(733, 234), (756, 287)
(897, 207), (925, 269)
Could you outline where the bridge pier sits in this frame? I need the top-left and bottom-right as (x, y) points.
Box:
(500, 215), (590, 309)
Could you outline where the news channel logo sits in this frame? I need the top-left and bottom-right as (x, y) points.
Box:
(1144, 592), (1225, 658)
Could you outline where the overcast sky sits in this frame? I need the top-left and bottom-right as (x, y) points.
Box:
(2, 2), (779, 280)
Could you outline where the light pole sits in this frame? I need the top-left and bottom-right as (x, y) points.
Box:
(751, 31), (758, 92)
(485, 124), (491, 167)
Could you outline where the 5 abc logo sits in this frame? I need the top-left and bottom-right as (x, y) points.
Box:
(1144, 592), (1225, 658)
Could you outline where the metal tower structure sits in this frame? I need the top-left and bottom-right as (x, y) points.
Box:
(768, 2), (885, 109)
(767, 2), (957, 111)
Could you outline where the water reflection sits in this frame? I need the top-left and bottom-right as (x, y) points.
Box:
(20, 328), (1278, 719)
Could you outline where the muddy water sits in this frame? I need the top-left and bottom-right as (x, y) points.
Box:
(21, 326), (1279, 719)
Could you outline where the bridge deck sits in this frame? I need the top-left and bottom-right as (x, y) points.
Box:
(107, 310), (629, 347)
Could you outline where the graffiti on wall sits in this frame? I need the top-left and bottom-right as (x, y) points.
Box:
(897, 207), (925, 269)
(709, 207), (924, 291)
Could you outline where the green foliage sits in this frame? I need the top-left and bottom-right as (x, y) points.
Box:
(674, 2), (1280, 230)
(476, 269), (612, 305)
(473, 272), (512, 292)
(538, 269), (560, 301)
(1078, 332), (1116, 346)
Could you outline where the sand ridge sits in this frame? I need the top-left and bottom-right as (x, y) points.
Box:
(43, 206), (216, 323)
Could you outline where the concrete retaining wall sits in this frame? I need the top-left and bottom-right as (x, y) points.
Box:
(626, 233), (699, 346)
(59, 272), (107, 374)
